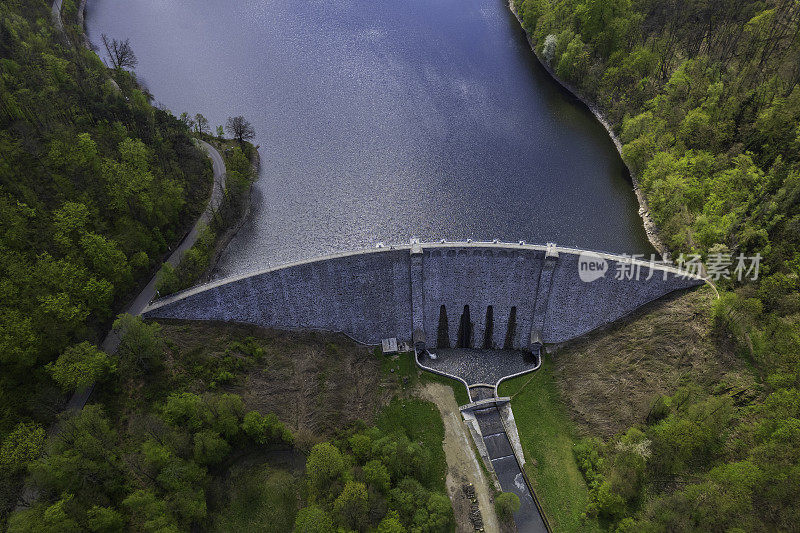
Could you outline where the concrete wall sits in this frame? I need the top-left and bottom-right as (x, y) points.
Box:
(143, 242), (704, 347)
(145, 248), (412, 344)
(420, 246), (543, 349)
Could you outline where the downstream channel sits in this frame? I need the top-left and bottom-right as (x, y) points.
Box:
(87, 0), (653, 278)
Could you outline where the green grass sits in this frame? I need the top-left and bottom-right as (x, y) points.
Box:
(376, 396), (449, 492)
(210, 464), (300, 532)
(498, 360), (600, 533)
(378, 349), (471, 406)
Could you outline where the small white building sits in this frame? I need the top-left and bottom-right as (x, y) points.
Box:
(381, 337), (398, 355)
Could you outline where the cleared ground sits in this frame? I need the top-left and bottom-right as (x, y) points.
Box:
(158, 321), (395, 438)
(549, 286), (749, 438)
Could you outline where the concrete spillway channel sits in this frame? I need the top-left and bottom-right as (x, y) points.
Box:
(467, 401), (548, 533)
(416, 348), (551, 532)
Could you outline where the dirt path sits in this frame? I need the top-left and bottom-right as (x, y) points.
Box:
(418, 383), (503, 533)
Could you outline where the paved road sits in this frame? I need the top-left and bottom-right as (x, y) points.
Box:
(66, 139), (227, 410)
(51, 0), (64, 32)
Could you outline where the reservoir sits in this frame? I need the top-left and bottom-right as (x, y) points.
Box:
(87, 0), (653, 277)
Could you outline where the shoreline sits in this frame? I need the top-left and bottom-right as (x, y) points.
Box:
(506, 1), (668, 258)
(203, 144), (261, 282)
(77, 0), (91, 49)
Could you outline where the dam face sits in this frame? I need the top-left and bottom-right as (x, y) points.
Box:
(143, 242), (703, 347)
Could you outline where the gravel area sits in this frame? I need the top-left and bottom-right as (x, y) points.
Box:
(419, 348), (536, 386)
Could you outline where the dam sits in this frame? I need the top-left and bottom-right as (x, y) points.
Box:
(143, 240), (703, 349)
(143, 240), (703, 531)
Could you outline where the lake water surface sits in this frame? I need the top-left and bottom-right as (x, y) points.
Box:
(87, 0), (652, 277)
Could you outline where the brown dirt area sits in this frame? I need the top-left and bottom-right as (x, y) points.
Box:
(158, 321), (396, 438)
(550, 286), (754, 438)
(418, 383), (514, 533)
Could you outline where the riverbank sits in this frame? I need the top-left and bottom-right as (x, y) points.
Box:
(506, 0), (667, 258)
(154, 138), (259, 296)
(66, 0), (252, 292)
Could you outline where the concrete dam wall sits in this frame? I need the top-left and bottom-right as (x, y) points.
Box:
(143, 242), (704, 348)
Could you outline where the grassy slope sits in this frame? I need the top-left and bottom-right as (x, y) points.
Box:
(499, 363), (599, 533)
(550, 286), (752, 438)
(380, 349), (471, 406)
(210, 464), (300, 532)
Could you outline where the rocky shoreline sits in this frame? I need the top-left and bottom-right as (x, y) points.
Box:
(506, 1), (668, 258)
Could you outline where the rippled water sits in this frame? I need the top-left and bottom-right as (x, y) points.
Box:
(87, 0), (652, 277)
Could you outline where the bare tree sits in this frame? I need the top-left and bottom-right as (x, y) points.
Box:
(101, 34), (138, 70)
(225, 116), (255, 144)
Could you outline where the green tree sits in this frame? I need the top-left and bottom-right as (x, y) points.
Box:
(207, 393), (244, 439)
(154, 262), (180, 296)
(7, 496), (81, 533)
(193, 429), (230, 465)
(241, 410), (292, 445)
(0, 422), (45, 474)
(162, 392), (209, 431)
(363, 459), (391, 493)
(86, 506), (125, 532)
(28, 405), (120, 498)
(0, 309), (39, 367)
(494, 492), (521, 522)
(79, 233), (131, 289)
(113, 314), (165, 377)
(178, 112), (195, 130)
(47, 342), (116, 392)
(52, 201), (90, 251)
(376, 510), (406, 533)
(103, 138), (155, 218)
(136, 440), (207, 526)
(333, 481), (368, 530)
(122, 489), (179, 532)
(306, 442), (346, 494)
(293, 505), (334, 532)
(349, 432), (372, 462)
(424, 492), (453, 530)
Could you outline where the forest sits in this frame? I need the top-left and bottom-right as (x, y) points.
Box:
(3, 317), (454, 532)
(513, 0), (800, 530)
(0, 0), (214, 523)
(0, 3), (454, 530)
